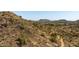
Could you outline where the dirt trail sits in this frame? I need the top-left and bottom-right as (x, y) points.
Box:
(60, 37), (64, 47)
(57, 35), (64, 47)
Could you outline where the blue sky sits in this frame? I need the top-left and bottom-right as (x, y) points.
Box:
(14, 11), (79, 21)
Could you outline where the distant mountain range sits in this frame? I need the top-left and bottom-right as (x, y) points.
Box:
(38, 19), (79, 22)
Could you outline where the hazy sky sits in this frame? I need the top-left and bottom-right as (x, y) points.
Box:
(14, 11), (79, 21)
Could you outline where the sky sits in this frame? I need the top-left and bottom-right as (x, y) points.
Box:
(14, 11), (79, 21)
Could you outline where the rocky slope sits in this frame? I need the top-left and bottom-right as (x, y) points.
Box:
(0, 11), (79, 47)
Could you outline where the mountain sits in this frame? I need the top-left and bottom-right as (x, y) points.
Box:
(0, 11), (79, 47)
(38, 19), (50, 23)
(0, 11), (54, 47)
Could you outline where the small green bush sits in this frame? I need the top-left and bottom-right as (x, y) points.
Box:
(49, 33), (57, 42)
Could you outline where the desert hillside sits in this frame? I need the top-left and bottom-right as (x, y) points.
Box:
(0, 11), (79, 47)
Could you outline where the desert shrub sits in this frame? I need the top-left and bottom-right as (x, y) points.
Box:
(16, 38), (26, 47)
(16, 24), (25, 30)
(49, 33), (57, 42)
(16, 33), (27, 47)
